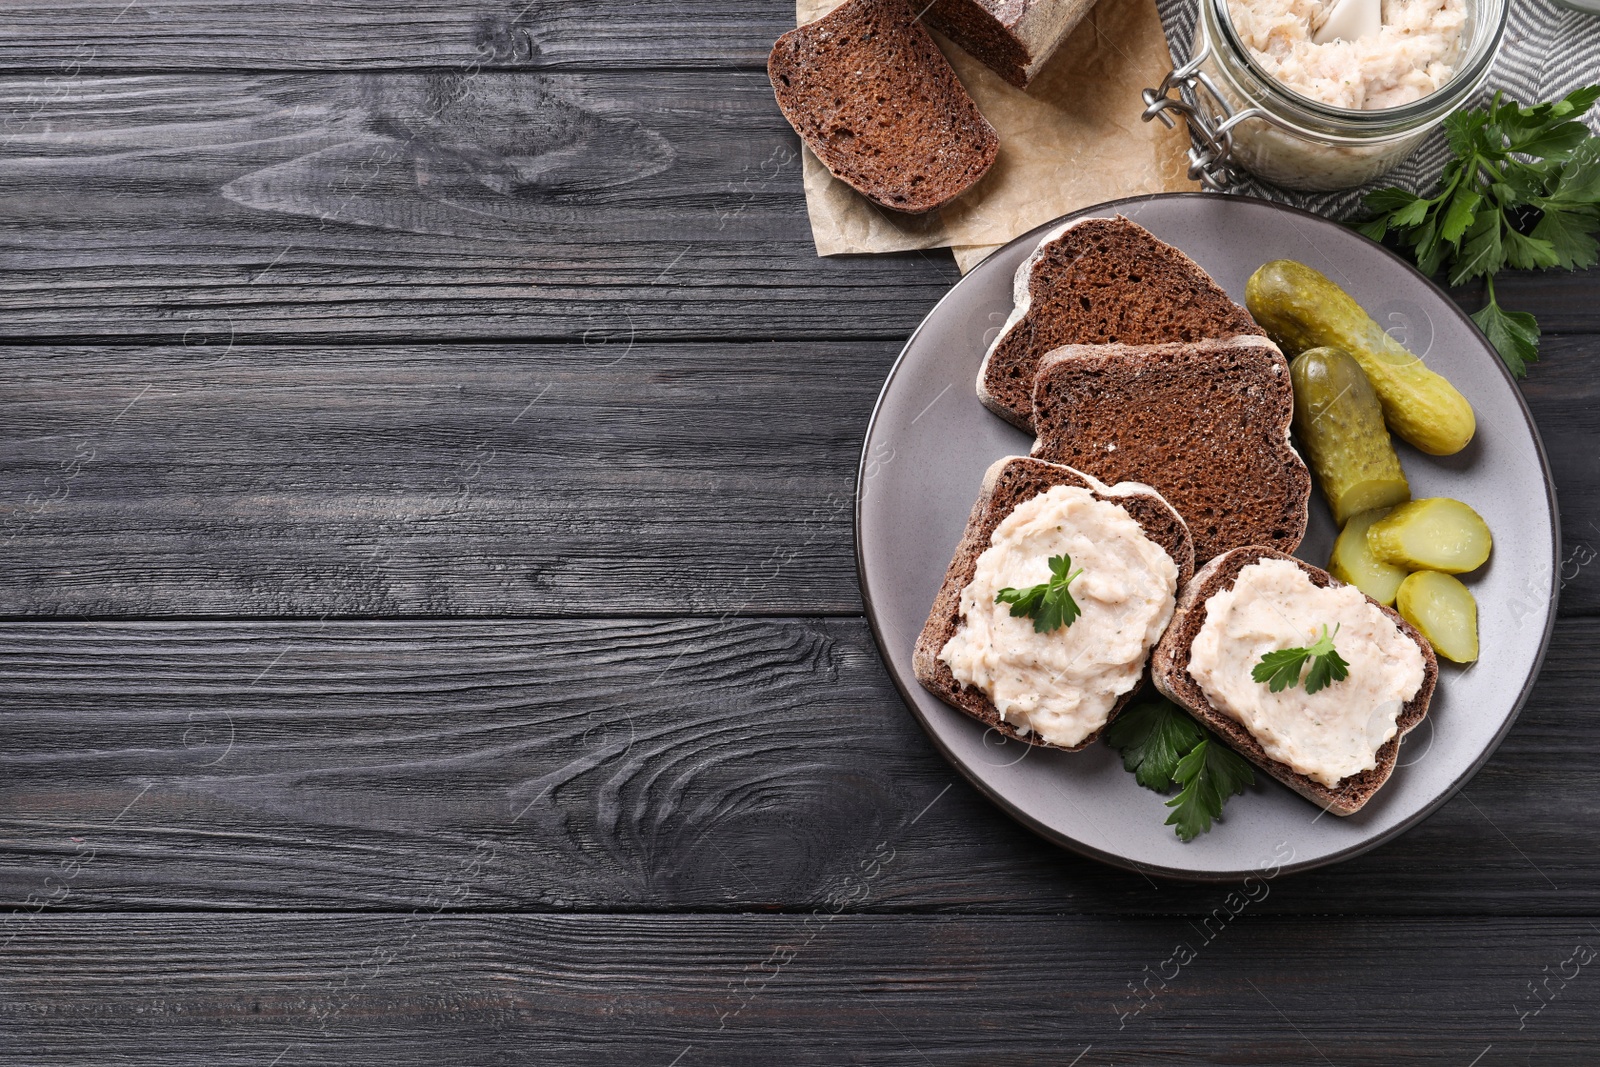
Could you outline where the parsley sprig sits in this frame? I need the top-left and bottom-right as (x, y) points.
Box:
(995, 554), (1083, 633)
(1358, 85), (1600, 377)
(1105, 697), (1255, 842)
(1106, 694), (1204, 790)
(1165, 739), (1258, 843)
(1251, 624), (1350, 695)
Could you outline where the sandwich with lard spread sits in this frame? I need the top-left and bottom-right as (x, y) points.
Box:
(1152, 546), (1438, 815)
(914, 456), (1195, 750)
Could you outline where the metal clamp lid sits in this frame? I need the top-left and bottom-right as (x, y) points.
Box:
(1141, 38), (1263, 191)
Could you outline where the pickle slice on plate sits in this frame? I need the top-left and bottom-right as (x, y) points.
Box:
(1367, 498), (1492, 574)
(1329, 508), (1409, 606)
(1396, 570), (1479, 664)
(1290, 346), (1411, 526)
(1246, 259), (1476, 456)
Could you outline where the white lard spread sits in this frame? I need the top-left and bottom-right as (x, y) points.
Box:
(1228, 0), (1467, 110)
(1188, 558), (1425, 787)
(939, 485), (1178, 749)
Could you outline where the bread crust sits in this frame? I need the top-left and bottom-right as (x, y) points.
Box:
(768, 0), (1000, 214)
(1150, 546), (1439, 815)
(922, 0), (1097, 87)
(976, 215), (1263, 431)
(913, 456), (1196, 751)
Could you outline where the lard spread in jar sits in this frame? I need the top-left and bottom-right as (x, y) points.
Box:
(1228, 0), (1467, 110)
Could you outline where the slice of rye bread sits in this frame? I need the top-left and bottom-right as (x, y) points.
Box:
(913, 455), (1196, 751)
(977, 215), (1263, 431)
(768, 0), (999, 215)
(1030, 334), (1311, 563)
(1151, 547), (1439, 816)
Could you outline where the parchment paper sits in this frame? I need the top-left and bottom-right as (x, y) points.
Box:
(797, 0), (1199, 272)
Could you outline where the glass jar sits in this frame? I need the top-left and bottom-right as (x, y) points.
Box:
(1143, 0), (1508, 192)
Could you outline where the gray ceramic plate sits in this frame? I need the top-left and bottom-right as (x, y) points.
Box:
(856, 193), (1559, 881)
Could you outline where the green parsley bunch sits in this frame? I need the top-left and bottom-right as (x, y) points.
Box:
(1358, 85), (1600, 377)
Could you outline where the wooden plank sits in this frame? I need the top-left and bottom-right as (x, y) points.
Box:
(0, 72), (958, 345)
(1, 616), (1597, 914)
(4, 913), (1598, 1063)
(4, 71), (1595, 343)
(2, 339), (1597, 618)
(0, 341), (894, 616)
(1469, 275), (1600, 336)
(1521, 336), (1600, 617)
(0, 2), (784, 72)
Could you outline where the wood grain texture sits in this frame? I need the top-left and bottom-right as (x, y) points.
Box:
(0, 72), (958, 345)
(3, 4), (1598, 1060)
(0, 342), (893, 616)
(4, 913), (1598, 1064)
(1, 616), (1597, 914)
(1521, 337), (1600, 621)
(4, 70), (1595, 343)
(3, 339), (1598, 617)
(0, 2), (783, 72)
(1474, 275), (1600, 335)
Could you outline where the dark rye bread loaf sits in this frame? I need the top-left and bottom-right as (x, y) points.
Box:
(1030, 335), (1311, 563)
(922, 0), (1097, 88)
(914, 456), (1195, 751)
(768, 0), (1000, 214)
(1151, 547), (1439, 816)
(977, 215), (1263, 431)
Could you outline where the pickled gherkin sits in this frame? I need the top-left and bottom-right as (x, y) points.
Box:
(1329, 508), (1409, 606)
(1367, 498), (1492, 574)
(1246, 260), (1475, 456)
(1290, 346), (1410, 526)
(1396, 571), (1479, 664)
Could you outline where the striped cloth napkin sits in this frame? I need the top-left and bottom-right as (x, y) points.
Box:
(1154, 0), (1600, 216)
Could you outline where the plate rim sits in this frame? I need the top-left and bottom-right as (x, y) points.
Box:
(854, 190), (1562, 882)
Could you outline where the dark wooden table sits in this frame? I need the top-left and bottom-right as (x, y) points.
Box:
(3, 4), (1599, 1063)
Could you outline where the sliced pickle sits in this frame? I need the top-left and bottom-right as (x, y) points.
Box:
(1329, 508), (1409, 606)
(1396, 570), (1479, 664)
(1367, 498), (1492, 574)
(1291, 346), (1411, 526)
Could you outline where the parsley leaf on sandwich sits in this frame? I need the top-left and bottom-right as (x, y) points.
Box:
(1105, 696), (1205, 791)
(995, 553), (1083, 633)
(1165, 739), (1257, 843)
(1251, 624), (1350, 695)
